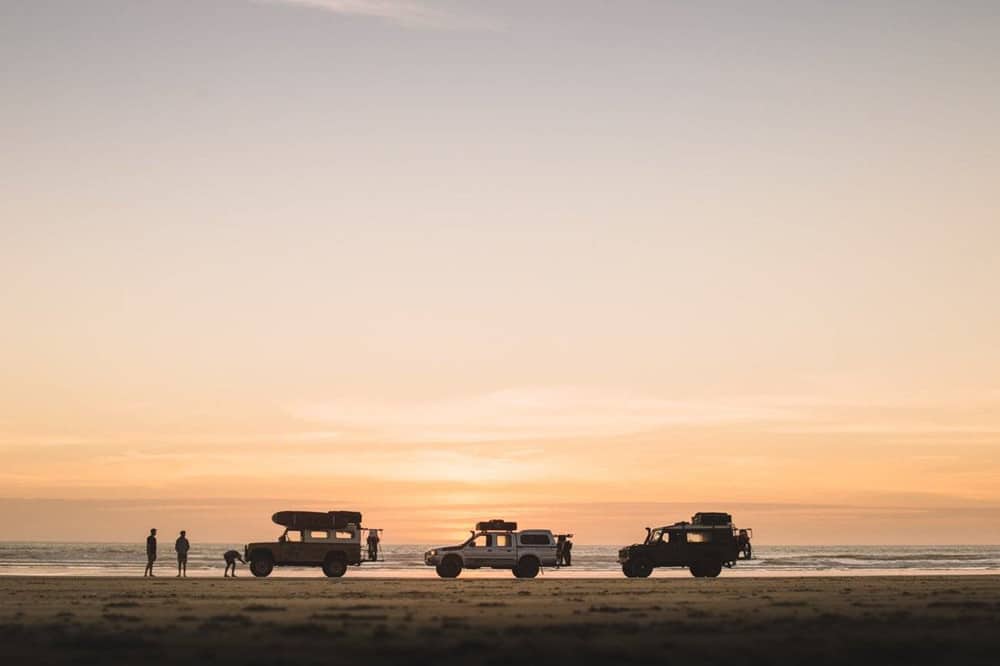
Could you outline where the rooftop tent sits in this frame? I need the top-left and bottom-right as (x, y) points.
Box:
(691, 512), (732, 527)
(476, 519), (518, 532)
(272, 511), (363, 530)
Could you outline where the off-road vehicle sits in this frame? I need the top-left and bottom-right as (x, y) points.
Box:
(244, 510), (382, 578)
(618, 512), (753, 578)
(424, 519), (571, 579)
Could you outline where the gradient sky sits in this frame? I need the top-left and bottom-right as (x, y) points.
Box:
(2, 0), (999, 544)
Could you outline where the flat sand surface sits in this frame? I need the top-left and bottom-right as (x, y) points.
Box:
(2, 575), (999, 665)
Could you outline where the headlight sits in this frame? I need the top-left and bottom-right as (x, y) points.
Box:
(430, 549), (438, 556)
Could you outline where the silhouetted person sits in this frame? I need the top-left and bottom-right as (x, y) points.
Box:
(738, 529), (752, 560)
(556, 534), (567, 567)
(366, 530), (380, 561)
(144, 528), (157, 577)
(223, 550), (245, 577)
(175, 530), (190, 577)
(561, 538), (573, 566)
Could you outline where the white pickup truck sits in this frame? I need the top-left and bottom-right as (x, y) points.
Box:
(424, 520), (566, 578)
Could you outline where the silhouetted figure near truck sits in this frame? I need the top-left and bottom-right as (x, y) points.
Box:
(223, 550), (245, 577)
(561, 538), (573, 566)
(738, 529), (752, 560)
(175, 530), (190, 577)
(144, 528), (157, 577)
(367, 529), (380, 561)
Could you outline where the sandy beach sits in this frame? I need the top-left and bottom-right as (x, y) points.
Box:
(2, 575), (998, 665)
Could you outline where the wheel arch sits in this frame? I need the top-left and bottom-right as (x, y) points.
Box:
(441, 552), (464, 567)
(249, 547), (274, 561)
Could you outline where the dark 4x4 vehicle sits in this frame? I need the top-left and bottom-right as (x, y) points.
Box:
(618, 512), (752, 578)
(245, 510), (382, 578)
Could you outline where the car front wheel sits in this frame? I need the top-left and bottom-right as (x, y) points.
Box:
(250, 553), (274, 578)
(631, 558), (653, 578)
(436, 557), (462, 578)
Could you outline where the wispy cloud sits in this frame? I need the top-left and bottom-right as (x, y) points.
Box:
(289, 386), (800, 443)
(255, 0), (499, 30)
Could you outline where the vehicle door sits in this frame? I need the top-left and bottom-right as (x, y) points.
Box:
(659, 529), (684, 566)
(462, 533), (491, 568)
(276, 529), (305, 564)
(489, 532), (515, 567)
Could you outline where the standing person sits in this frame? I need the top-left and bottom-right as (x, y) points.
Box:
(223, 550), (245, 577)
(144, 528), (157, 577)
(366, 529), (380, 561)
(175, 530), (190, 577)
(556, 535), (566, 567)
(561, 538), (573, 567)
(738, 529), (752, 560)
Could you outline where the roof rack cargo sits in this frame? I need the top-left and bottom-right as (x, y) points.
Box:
(691, 512), (732, 526)
(272, 511), (362, 530)
(476, 519), (517, 532)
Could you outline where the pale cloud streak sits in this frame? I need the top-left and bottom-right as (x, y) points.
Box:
(254, 0), (499, 30)
(289, 386), (801, 443)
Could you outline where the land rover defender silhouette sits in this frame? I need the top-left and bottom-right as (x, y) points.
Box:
(244, 510), (382, 578)
(618, 512), (752, 578)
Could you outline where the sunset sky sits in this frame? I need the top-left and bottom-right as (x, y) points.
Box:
(2, 1), (999, 544)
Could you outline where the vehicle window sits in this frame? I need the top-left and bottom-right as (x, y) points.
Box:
(687, 531), (710, 543)
(520, 533), (551, 546)
(492, 534), (510, 548)
(469, 535), (488, 548)
(668, 531), (683, 543)
(335, 531), (353, 540)
(284, 531), (302, 542)
(309, 530), (329, 540)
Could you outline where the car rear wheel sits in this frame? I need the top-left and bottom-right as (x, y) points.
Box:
(436, 556), (462, 578)
(322, 555), (347, 578)
(704, 560), (723, 578)
(250, 553), (274, 578)
(622, 561), (637, 578)
(514, 557), (540, 579)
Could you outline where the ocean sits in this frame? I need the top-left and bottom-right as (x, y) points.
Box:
(1, 542), (998, 577)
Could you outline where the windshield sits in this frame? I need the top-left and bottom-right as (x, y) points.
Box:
(463, 531), (487, 547)
(646, 528), (664, 544)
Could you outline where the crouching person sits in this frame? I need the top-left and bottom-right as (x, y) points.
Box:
(224, 549), (245, 577)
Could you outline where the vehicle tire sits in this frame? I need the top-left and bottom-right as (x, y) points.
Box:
(688, 563), (703, 577)
(322, 554), (347, 578)
(704, 560), (723, 578)
(436, 556), (462, 578)
(514, 557), (540, 579)
(622, 561), (637, 578)
(631, 557), (652, 578)
(250, 553), (274, 578)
